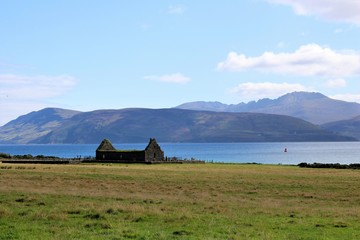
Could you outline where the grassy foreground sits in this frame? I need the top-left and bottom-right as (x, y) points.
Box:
(1, 163), (360, 239)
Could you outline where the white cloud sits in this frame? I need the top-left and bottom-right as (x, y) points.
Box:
(167, 5), (185, 15)
(230, 82), (311, 101)
(217, 44), (360, 78)
(326, 78), (347, 88)
(330, 94), (360, 103)
(267, 0), (360, 25)
(0, 74), (76, 126)
(0, 74), (76, 99)
(144, 73), (190, 84)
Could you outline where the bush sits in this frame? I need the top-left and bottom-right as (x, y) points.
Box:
(13, 154), (33, 159)
(298, 162), (360, 169)
(0, 152), (12, 159)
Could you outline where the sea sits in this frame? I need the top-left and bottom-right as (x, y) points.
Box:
(1, 142), (360, 165)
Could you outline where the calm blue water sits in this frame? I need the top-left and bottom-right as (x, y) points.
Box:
(1, 142), (360, 165)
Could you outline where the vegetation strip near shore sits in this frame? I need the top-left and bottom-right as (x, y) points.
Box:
(1, 163), (360, 239)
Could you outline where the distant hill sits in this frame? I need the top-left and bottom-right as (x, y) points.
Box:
(0, 108), (355, 144)
(176, 92), (360, 124)
(0, 108), (81, 144)
(322, 115), (360, 140)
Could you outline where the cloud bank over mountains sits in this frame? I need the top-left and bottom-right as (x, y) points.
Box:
(218, 44), (360, 102)
(230, 82), (311, 101)
(217, 44), (360, 78)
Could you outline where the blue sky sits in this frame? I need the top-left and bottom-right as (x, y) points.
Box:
(1, 0), (360, 125)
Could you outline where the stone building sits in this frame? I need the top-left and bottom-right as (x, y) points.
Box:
(95, 138), (164, 163)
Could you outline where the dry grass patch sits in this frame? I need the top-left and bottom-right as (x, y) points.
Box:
(1, 162), (360, 239)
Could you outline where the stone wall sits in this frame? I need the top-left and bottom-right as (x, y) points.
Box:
(145, 142), (164, 162)
(96, 150), (145, 162)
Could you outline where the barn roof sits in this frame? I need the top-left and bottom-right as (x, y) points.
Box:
(96, 139), (116, 151)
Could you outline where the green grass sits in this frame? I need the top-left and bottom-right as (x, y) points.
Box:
(1, 163), (360, 239)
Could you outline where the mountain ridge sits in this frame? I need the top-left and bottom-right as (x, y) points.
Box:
(176, 92), (360, 124)
(0, 107), (355, 144)
(1, 92), (359, 144)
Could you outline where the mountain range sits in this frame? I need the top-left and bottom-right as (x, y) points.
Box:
(0, 108), (354, 144)
(0, 92), (358, 144)
(176, 92), (360, 125)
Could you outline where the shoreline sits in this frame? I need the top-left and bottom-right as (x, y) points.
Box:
(2, 158), (360, 169)
(0, 157), (206, 165)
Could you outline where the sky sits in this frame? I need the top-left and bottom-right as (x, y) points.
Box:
(1, 0), (360, 126)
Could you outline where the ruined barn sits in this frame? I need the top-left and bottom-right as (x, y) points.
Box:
(95, 138), (164, 163)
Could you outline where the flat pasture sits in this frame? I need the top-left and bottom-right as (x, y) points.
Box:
(1, 163), (360, 239)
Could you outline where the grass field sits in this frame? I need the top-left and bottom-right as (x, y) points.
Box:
(1, 163), (360, 239)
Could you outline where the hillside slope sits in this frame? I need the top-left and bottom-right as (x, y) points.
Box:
(0, 108), (81, 144)
(322, 115), (360, 140)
